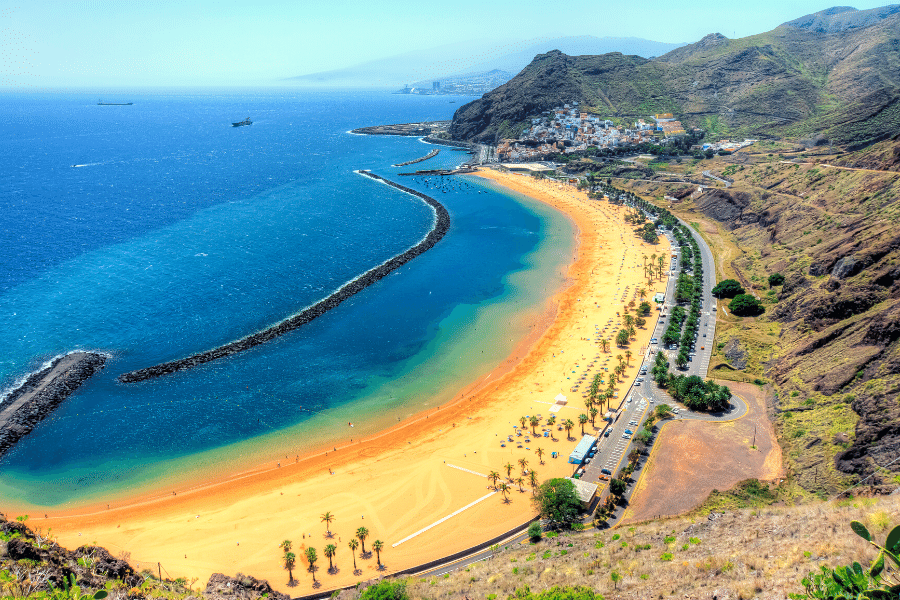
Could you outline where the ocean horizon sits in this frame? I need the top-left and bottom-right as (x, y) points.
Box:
(0, 88), (574, 508)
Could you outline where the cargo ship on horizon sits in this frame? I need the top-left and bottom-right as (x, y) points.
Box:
(232, 117), (252, 127)
(97, 99), (132, 105)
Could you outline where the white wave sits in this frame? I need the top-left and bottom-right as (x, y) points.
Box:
(0, 350), (112, 406)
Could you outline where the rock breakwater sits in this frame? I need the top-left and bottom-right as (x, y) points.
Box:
(0, 352), (107, 459)
(392, 149), (440, 167)
(118, 171), (451, 383)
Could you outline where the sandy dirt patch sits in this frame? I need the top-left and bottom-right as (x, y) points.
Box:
(623, 381), (783, 523)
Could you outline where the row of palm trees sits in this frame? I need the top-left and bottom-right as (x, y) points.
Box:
(486, 465), (539, 503)
(643, 252), (667, 282)
(280, 514), (385, 586)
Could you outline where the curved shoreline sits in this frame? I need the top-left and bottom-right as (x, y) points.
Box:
(118, 171), (451, 383)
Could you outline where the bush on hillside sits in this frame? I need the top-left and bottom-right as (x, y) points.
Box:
(729, 294), (764, 316)
(712, 279), (745, 298)
(768, 272), (785, 287)
(360, 580), (408, 600)
(528, 521), (543, 542)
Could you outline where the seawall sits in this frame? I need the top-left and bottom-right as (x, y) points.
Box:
(392, 148), (440, 167)
(118, 171), (451, 383)
(0, 352), (107, 459)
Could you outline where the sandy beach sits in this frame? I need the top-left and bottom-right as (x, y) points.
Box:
(26, 170), (670, 594)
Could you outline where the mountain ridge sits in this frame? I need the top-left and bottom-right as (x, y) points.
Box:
(449, 5), (900, 147)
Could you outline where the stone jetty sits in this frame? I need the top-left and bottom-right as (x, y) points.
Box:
(392, 149), (440, 167)
(0, 352), (107, 458)
(118, 171), (451, 383)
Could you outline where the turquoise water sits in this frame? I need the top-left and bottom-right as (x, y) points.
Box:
(0, 89), (574, 507)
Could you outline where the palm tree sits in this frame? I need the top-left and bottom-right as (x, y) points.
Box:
(519, 416), (527, 429)
(283, 551), (296, 585)
(600, 338), (610, 353)
(321, 511), (335, 537)
(535, 447), (545, 464)
(528, 470), (538, 493)
(488, 470), (501, 489)
(356, 527), (369, 554)
(373, 540), (384, 568)
(324, 544), (336, 572)
(638, 287), (646, 300)
(563, 419), (575, 440)
(578, 413), (589, 435)
(616, 354), (624, 366)
(518, 457), (528, 474)
(305, 547), (318, 583)
(529, 415), (540, 435)
(590, 406), (599, 426)
(624, 314), (634, 328)
(658, 254), (665, 275)
(280, 540), (292, 553)
(499, 482), (510, 503)
(547, 415), (556, 427)
(348, 539), (359, 572)
(515, 477), (525, 492)
(504, 462), (514, 479)
(625, 350), (632, 364)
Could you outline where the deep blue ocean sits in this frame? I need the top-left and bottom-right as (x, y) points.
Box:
(0, 89), (573, 507)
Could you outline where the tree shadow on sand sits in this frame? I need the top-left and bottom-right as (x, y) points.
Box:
(353, 568), (363, 577)
(360, 550), (373, 560)
(328, 566), (340, 575)
(376, 563), (387, 572)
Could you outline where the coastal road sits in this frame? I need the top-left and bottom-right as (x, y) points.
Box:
(580, 208), (748, 527)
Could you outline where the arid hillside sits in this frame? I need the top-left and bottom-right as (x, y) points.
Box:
(615, 144), (900, 495)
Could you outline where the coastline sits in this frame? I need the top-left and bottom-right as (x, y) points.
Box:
(22, 170), (670, 595)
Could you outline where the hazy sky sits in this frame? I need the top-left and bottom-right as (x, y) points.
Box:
(1, 0), (892, 88)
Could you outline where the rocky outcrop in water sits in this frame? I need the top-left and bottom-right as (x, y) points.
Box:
(119, 172), (451, 383)
(0, 352), (106, 459)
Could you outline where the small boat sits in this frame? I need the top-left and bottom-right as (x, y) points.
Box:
(232, 117), (252, 127)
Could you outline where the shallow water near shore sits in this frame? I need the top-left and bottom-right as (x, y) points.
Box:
(0, 89), (574, 507)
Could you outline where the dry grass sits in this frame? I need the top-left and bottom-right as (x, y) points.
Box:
(338, 496), (900, 600)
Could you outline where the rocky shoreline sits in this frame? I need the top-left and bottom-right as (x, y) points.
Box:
(118, 171), (451, 383)
(0, 352), (107, 459)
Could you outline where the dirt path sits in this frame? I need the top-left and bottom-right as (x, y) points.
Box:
(621, 381), (782, 523)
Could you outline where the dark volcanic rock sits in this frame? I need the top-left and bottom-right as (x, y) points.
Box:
(695, 189), (760, 229)
(832, 255), (861, 279)
(204, 573), (289, 600)
(723, 337), (748, 369)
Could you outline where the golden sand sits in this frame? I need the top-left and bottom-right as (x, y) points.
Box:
(38, 170), (670, 594)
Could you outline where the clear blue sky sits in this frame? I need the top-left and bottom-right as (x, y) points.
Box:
(1, 0), (892, 88)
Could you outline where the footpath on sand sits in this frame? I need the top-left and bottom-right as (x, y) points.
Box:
(35, 169), (669, 596)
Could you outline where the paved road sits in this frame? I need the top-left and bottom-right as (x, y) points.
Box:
(576, 208), (754, 527)
(702, 169), (732, 188)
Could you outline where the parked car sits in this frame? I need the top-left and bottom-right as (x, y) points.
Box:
(624, 429), (634, 435)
